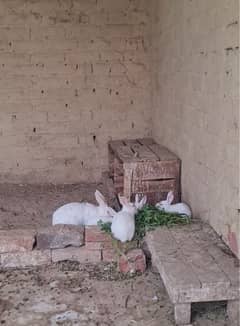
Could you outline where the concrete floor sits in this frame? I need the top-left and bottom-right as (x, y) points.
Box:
(0, 262), (228, 326)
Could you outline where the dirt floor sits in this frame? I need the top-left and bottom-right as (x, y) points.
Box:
(0, 184), (229, 325)
(0, 262), (228, 326)
(0, 183), (106, 230)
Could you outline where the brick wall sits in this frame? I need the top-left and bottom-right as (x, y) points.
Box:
(0, 0), (239, 256)
(0, 0), (152, 183)
(151, 0), (239, 257)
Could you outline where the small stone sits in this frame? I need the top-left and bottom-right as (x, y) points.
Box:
(0, 229), (36, 253)
(36, 225), (84, 250)
(118, 249), (146, 274)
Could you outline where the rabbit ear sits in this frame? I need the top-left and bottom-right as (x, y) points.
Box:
(140, 195), (147, 207)
(135, 193), (140, 205)
(166, 191), (174, 204)
(118, 195), (129, 207)
(95, 190), (107, 206)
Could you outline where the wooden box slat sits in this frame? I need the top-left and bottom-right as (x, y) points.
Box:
(108, 138), (180, 204)
(133, 161), (180, 180)
(131, 143), (159, 161)
(148, 143), (179, 161)
(137, 138), (156, 146)
(132, 179), (175, 193)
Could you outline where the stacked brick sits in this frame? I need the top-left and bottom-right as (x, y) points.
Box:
(0, 225), (146, 273)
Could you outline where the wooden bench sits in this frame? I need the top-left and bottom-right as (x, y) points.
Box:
(145, 222), (239, 326)
(108, 138), (180, 204)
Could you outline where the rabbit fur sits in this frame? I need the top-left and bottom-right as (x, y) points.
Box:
(111, 194), (147, 243)
(155, 191), (192, 217)
(52, 190), (116, 226)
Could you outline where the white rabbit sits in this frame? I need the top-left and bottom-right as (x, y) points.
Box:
(155, 191), (192, 217)
(52, 190), (116, 226)
(111, 195), (137, 243)
(111, 194), (144, 243)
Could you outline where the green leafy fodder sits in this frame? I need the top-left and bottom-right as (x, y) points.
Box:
(134, 205), (190, 240)
(98, 205), (190, 242)
(97, 220), (112, 234)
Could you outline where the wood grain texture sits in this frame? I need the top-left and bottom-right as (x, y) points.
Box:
(145, 222), (240, 304)
(108, 138), (180, 204)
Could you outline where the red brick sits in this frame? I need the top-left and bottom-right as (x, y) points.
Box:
(118, 249), (146, 274)
(85, 240), (113, 250)
(0, 229), (36, 253)
(36, 224), (84, 250)
(102, 249), (117, 262)
(85, 226), (112, 243)
(85, 242), (102, 250)
(0, 250), (51, 268)
(51, 247), (101, 263)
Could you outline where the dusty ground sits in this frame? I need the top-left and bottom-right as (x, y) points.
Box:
(0, 262), (228, 326)
(0, 184), (229, 325)
(0, 183), (107, 230)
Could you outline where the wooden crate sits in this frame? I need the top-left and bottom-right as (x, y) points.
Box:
(108, 138), (181, 205)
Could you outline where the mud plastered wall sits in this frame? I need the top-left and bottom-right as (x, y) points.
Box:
(151, 0), (239, 257)
(0, 0), (152, 183)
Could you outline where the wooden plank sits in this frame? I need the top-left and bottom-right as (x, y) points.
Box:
(227, 300), (240, 326)
(123, 139), (159, 161)
(123, 163), (136, 200)
(173, 176), (181, 203)
(109, 140), (137, 163)
(115, 145), (138, 163)
(114, 175), (124, 183)
(169, 223), (240, 286)
(174, 303), (191, 325)
(147, 192), (168, 204)
(146, 228), (201, 303)
(176, 282), (239, 303)
(101, 171), (121, 211)
(113, 157), (123, 176)
(146, 224), (239, 304)
(108, 140), (124, 177)
(130, 143), (159, 161)
(191, 223), (239, 287)
(137, 138), (156, 146)
(131, 191), (168, 205)
(148, 143), (179, 161)
(132, 179), (175, 193)
(133, 161), (180, 180)
(169, 227), (231, 287)
(108, 140), (125, 152)
(123, 139), (139, 146)
(208, 245), (240, 286)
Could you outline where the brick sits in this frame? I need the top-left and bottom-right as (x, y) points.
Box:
(51, 247), (101, 263)
(0, 229), (36, 253)
(0, 250), (51, 268)
(0, 0), (151, 186)
(118, 249), (146, 274)
(102, 249), (117, 262)
(85, 226), (112, 243)
(36, 225), (84, 250)
(85, 240), (113, 250)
